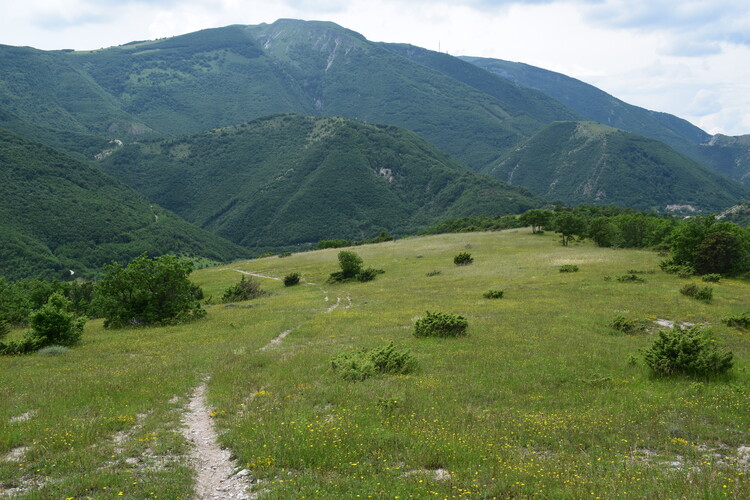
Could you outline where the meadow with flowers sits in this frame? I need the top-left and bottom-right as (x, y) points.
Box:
(2, 229), (749, 498)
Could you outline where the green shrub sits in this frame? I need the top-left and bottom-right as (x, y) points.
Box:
(283, 272), (301, 287)
(616, 274), (645, 283)
(453, 252), (473, 266)
(425, 270), (441, 277)
(0, 314), (9, 340)
(257, 252), (275, 258)
(721, 312), (750, 329)
(643, 326), (733, 376)
(701, 274), (722, 282)
(94, 254), (205, 328)
(328, 251), (382, 283)
(29, 292), (86, 347)
(660, 260), (695, 278)
(278, 252), (292, 258)
(356, 267), (384, 282)
(414, 311), (468, 338)
(680, 284), (713, 302)
(331, 342), (416, 381)
(222, 276), (268, 303)
(608, 315), (644, 335)
(559, 264), (579, 273)
(483, 289), (504, 299)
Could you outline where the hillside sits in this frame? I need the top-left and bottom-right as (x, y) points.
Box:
(98, 115), (540, 251)
(2, 231), (749, 498)
(0, 20), (576, 170)
(699, 134), (750, 185)
(0, 128), (248, 280)
(490, 121), (750, 211)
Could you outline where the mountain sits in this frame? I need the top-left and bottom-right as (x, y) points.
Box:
(0, 128), (248, 280)
(97, 115), (540, 251)
(0, 20), (577, 170)
(460, 56), (750, 186)
(490, 121), (750, 211)
(698, 134), (750, 185)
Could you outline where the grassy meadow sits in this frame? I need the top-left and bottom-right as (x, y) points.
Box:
(2, 229), (749, 498)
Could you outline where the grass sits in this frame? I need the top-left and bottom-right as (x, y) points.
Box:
(2, 230), (749, 498)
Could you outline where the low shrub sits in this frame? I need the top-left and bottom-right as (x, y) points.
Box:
(278, 252), (292, 258)
(425, 270), (441, 277)
(283, 272), (301, 287)
(616, 274), (645, 283)
(453, 252), (473, 266)
(328, 251), (383, 283)
(680, 284), (713, 303)
(356, 267), (384, 282)
(414, 311), (468, 338)
(608, 315), (645, 335)
(559, 264), (579, 273)
(722, 312), (750, 329)
(331, 342), (416, 381)
(660, 260), (695, 278)
(483, 289), (504, 299)
(221, 276), (268, 303)
(701, 274), (722, 282)
(643, 326), (733, 377)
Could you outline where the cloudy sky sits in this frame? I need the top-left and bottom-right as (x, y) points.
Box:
(2, 0), (749, 136)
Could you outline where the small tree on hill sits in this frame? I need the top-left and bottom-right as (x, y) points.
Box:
(519, 209), (553, 234)
(551, 212), (587, 246)
(29, 292), (86, 347)
(94, 254), (205, 328)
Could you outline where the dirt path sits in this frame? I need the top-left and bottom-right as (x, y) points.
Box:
(259, 329), (292, 351)
(182, 382), (255, 499)
(231, 270), (281, 281)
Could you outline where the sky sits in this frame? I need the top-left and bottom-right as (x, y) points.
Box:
(1, 0), (749, 136)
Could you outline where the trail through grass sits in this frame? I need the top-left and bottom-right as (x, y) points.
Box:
(2, 230), (749, 498)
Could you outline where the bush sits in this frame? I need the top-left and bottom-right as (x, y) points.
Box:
(643, 326), (733, 376)
(0, 313), (9, 340)
(701, 274), (722, 282)
(414, 311), (468, 338)
(425, 270), (441, 277)
(616, 274), (645, 283)
(278, 252), (292, 258)
(608, 315), (644, 335)
(680, 284), (713, 302)
(94, 254), (206, 328)
(559, 264), (579, 273)
(29, 292), (86, 347)
(453, 252), (473, 266)
(222, 276), (268, 303)
(483, 289), (504, 299)
(356, 267), (382, 282)
(283, 272), (301, 287)
(328, 251), (383, 283)
(331, 342), (416, 381)
(721, 312), (750, 329)
(660, 260), (695, 278)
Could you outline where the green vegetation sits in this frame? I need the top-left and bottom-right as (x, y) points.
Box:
(221, 276), (268, 303)
(488, 121), (750, 211)
(483, 289), (505, 299)
(283, 272), (301, 287)
(453, 252), (473, 266)
(643, 326), (733, 377)
(414, 311), (469, 338)
(2, 231), (750, 498)
(608, 315), (646, 335)
(94, 254), (206, 328)
(331, 342), (417, 381)
(722, 311), (750, 329)
(558, 264), (579, 273)
(99, 115), (539, 251)
(328, 251), (383, 283)
(680, 283), (714, 303)
(0, 128), (247, 280)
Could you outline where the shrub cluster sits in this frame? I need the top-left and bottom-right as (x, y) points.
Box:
(643, 326), (733, 376)
(701, 274), (722, 282)
(283, 272), (301, 287)
(680, 283), (713, 303)
(222, 276), (268, 303)
(453, 252), (473, 266)
(425, 270), (441, 277)
(660, 260), (695, 278)
(559, 264), (579, 273)
(721, 312), (750, 329)
(483, 289), (504, 299)
(414, 311), (468, 338)
(608, 315), (645, 335)
(328, 251), (383, 283)
(331, 342), (416, 381)
(616, 273), (645, 283)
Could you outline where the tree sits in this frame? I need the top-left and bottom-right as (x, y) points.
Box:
(587, 217), (618, 247)
(693, 228), (750, 275)
(337, 251), (363, 279)
(29, 292), (86, 347)
(519, 209), (553, 234)
(551, 212), (587, 246)
(94, 254), (205, 328)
